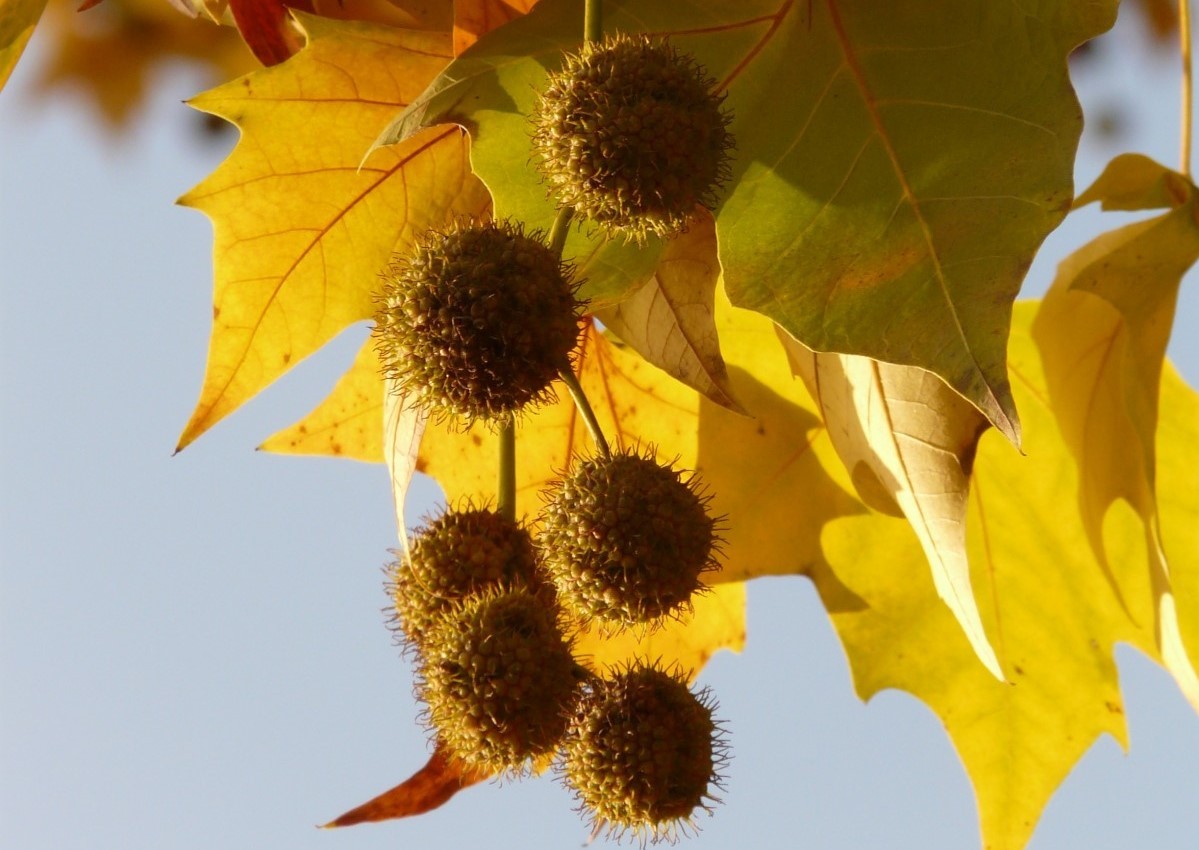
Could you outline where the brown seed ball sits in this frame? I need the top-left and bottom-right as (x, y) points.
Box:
(531, 34), (734, 242)
(539, 449), (719, 628)
(388, 507), (547, 649)
(372, 220), (583, 426)
(418, 588), (580, 775)
(562, 664), (726, 842)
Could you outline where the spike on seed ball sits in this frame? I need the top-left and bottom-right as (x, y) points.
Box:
(417, 587), (580, 775)
(562, 663), (726, 843)
(531, 33), (734, 242)
(388, 506), (548, 649)
(538, 449), (720, 628)
(372, 220), (583, 425)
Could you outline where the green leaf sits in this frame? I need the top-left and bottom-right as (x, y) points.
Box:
(371, 0), (1116, 443)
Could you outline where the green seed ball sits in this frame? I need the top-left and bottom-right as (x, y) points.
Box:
(531, 34), (734, 242)
(539, 449), (719, 628)
(562, 664), (725, 842)
(418, 588), (580, 775)
(373, 220), (583, 425)
(389, 507), (547, 649)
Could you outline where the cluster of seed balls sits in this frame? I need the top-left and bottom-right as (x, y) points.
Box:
(387, 497), (725, 842)
(369, 32), (735, 843)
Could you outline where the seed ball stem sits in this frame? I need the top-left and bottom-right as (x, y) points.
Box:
(559, 366), (611, 458)
(584, 0), (602, 43)
(498, 422), (516, 523)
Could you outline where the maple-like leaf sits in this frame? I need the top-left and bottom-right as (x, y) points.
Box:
(778, 340), (1000, 679)
(0, 0), (46, 93)
(176, 14), (490, 450)
(811, 302), (1199, 850)
(373, 0), (1119, 444)
(595, 211), (743, 413)
(1032, 154), (1199, 705)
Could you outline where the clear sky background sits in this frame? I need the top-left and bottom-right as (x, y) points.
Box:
(2, 6), (1198, 850)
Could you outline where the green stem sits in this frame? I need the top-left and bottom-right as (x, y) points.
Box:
(498, 420), (516, 522)
(584, 0), (602, 43)
(547, 207), (574, 257)
(559, 367), (611, 457)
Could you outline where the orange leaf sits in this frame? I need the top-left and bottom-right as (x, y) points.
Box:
(452, 0), (538, 55)
(324, 743), (490, 827)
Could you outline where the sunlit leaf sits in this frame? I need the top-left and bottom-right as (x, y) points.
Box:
(813, 302), (1196, 850)
(596, 211), (744, 413)
(779, 342), (1000, 679)
(1032, 154), (1199, 705)
(176, 14), (489, 450)
(383, 378), (428, 552)
(372, 0), (1118, 443)
(258, 334), (383, 461)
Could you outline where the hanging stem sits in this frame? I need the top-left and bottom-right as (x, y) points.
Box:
(498, 420), (516, 522)
(548, 207), (574, 256)
(584, 0), (602, 43)
(1181, 0), (1193, 177)
(559, 366), (611, 457)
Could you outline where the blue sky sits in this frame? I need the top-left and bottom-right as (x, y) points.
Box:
(2, 6), (1198, 850)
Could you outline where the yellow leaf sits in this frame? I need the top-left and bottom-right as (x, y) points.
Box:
(258, 336), (384, 462)
(779, 340), (1000, 679)
(595, 212), (745, 414)
(1032, 154), (1199, 705)
(812, 302), (1195, 850)
(696, 290), (868, 584)
(383, 378), (427, 553)
(177, 14), (489, 450)
(0, 0), (46, 93)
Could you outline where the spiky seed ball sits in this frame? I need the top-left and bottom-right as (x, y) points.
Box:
(531, 34), (733, 242)
(373, 220), (583, 425)
(539, 449), (718, 627)
(388, 507), (547, 649)
(562, 664), (726, 843)
(418, 588), (580, 775)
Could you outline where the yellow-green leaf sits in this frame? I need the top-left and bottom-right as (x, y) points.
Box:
(374, 0), (1119, 444)
(595, 212), (743, 413)
(779, 341), (1000, 679)
(1032, 154), (1199, 705)
(177, 14), (489, 450)
(0, 0), (46, 93)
